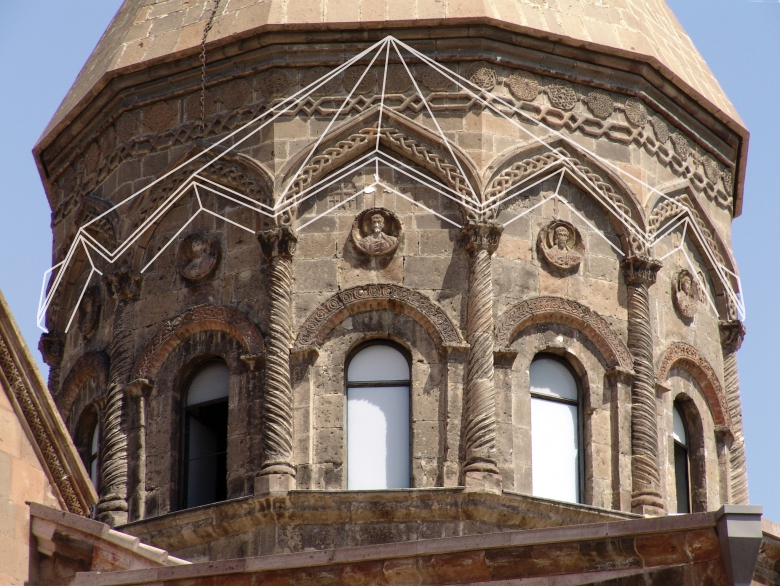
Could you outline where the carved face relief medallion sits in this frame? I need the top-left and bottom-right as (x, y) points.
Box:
(537, 220), (584, 271)
(77, 286), (101, 338)
(672, 269), (699, 320)
(351, 208), (401, 258)
(177, 234), (220, 282)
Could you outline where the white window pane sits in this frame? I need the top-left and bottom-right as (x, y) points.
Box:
(347, 386), (410, 489)
(673, 405), (687, 446)
(348, 345), (409, 382)
(187, 362), (230, 406)
(530, 358), (577, 401)
(532, 397), (579, 503)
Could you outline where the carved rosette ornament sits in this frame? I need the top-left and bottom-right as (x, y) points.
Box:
(672, 270), (698, 320)
(177, 233), (220, 282)
(720, 319), (749, 505)
(98, 264), (141, 525)
(621, 255), (664, 515)
(537, 220), (584, 272)
(257, 227), (298, 490)
(351, 208), (401, 258)
(461, 221), (503, 491)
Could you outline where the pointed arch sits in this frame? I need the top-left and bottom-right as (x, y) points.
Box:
(294, 284), (465, 350)
(123, 146), (274, 271)
(495, 296), (633, 372)
(277, 107), (482, 220)
(648, 181), (738, 306)
(657, 342), (730, 428)
(132, 305), (265, 382)
(485, 139), (647, 255)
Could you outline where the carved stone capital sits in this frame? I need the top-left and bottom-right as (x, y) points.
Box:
(103, 267), (141, 300)
(38, 333), (65, 366)
(621, 255), (662, 287)
(461, 221), (503, 255)
(123, 378), (153, 398)
(258, 226), (297, 260)
(719, 319), (746, 353)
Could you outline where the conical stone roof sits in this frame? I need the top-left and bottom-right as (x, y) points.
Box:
(40, 0), (743, 147)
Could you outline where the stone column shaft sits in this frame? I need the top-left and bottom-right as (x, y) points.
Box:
(461, 221), (502, 492)
(622, 256), (664, 515)
(257, 227), (297, 494)
(97, 266), (140, 526)
(720, 319), (748, 504)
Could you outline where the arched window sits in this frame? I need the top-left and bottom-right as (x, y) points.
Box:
(182, 361), (229, 509)
(75, 406), (100, 491)
(346, 343), (411, 490)
(673, 403), (691, 514)
(530, 355), (581, 503)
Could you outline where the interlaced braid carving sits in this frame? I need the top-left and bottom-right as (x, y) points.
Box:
(648, 193), (726, 267)
(0, 335), (87, 515)
(282, 124), (474, 211)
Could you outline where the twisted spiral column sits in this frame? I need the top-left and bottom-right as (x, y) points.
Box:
(720, 320), (749, 504)
(97, 266), (141, 526)
(461, 222), (503, 491)
(622, 256), (664, 515)
(257, 227), (297, 492)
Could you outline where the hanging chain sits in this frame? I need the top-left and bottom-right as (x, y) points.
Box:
(199, 0), (222, 131)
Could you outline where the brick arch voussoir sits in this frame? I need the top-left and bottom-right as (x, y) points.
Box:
(657, 342), (730, 428)
(294, 284), (465, 350)
(58, 351), (110, 421)
(495, 296), (633, 372)
(133, 305), (265, 382)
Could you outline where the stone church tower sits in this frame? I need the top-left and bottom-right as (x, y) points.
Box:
(32, 0), (766, 582)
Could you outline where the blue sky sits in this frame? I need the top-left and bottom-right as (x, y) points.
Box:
(1, 1), (777, 517)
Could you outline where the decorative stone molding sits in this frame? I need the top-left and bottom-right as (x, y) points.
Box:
(58, 351), (110, 422)
(294, 284), (465, 351)
(657, 342), (731, 428)
(537, 220), (584, 271)
(0, 293), (96, 515)
(495, 296), (633, 372)
(133, 305), (265, 381)
(351, 207), (401, 258)
(176, 233), (220, 282)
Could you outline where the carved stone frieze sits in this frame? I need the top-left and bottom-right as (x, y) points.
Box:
(303, 67), (342, 96)
(351, 207), (401, 258)
(495, 296), (633, 371)
(419, 67), (453, 92)
(295, 284), (464, 350)
(507, 73), (540, 102)
(670, 133), (690, 161)
(583, 91), (614, 119)
(624, 98), (648, 127)
(344, 67), (376, 95)
(77, 286), (101, 338)
(385, 65), (412, 94)
(672, 270), (698, 320)
(176, 233), (220, 282)
(650, 116), (670, 144)
(546, 85), (578, 110)
(260, 69), (291, 99)
(467, 62), (497, 91)
(537, 220), (584, 272)
(657, 342), (730, 428)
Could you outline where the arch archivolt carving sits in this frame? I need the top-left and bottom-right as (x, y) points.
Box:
(485, 142), (646, 255)
(495, 296), (633, 372)
(294, 284), (465, 350)
(657, 342), (730, 428)
(133, 305), (265, 382)
(58, 351), (110, 424)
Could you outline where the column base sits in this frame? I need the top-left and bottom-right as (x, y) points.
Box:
(463, 469), (502, 494)
(96, 495), (128, 527)
(631, 492), (665, 516)
(255, 472), (296, 496)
